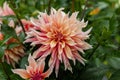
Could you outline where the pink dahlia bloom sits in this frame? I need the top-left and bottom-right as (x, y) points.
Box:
(0, 2), (14, 16)
(25, 8), (92, 76)
(12, 54), (53, 80)
(0, 35), (25, 67)
(0, 2), (16, 28)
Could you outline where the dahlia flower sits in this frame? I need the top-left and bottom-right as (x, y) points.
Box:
(0, 33), (25, 67)
(25, 8), (92, 76)
(0, 2), (14, 23)
(0, 34), (25, 67)
(0, 2), (14, 16)
(12, 54), (53, 80)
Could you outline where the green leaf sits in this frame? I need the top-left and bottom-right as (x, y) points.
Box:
(10, 74), (24, 80)
(20, 56), (28, 68)
(0, 46), (6, 58)
(0, 63), (13, 80)
(0, 63), (7, 80)
(107, 57), (120, 69)
(0, 63), (23, 80)
(7, 42), (20, 49)
(109, 70), (120, 80)
(0, 35), (11, 46)
(1, 24), (18, 39)
(80, 64), (109, 80)
(18, 32), (25, 42)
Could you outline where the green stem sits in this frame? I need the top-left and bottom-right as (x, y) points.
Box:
(80, 0), (89, 20)
(16, 14), (26, 36)
(71, 0), (75, 12)
(87, 43), (100, 60)
(48, 0), (52, 14)
(2, 63), (11, 80)
(8, 1), (26, 36)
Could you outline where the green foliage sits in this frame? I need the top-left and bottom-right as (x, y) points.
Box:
(108, 57), (120, 69)
(1, 24), (17, 39)
(0, 63), (23, 80)
(109, 70), (120, 80)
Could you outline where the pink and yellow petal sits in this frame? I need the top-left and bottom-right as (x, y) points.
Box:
(12, 69), (30, 79)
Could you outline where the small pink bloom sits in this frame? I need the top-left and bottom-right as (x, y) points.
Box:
(0, 29), (25, 67)
(25, 8), (92, 76)
(2, 2), (15, 16)
(0, 2), (14, 24)
(12, 55), (53, 80)
(1, 37), (25, 67)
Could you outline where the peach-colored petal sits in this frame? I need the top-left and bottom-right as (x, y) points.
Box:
(62, 53), (72, 71)
(12, 69), (30, 79)
(28, 54), (37, 68)
(55, 59), (60, 77)
(37, 59), (45, 73)
(33, 45), (50, 58)
(3, 2), (14, 16)
(73, 51), (86, 65)
(26, 66), (33, 76)
(41, 66), (53, 78)
(65, 38), (76, 46)
(64, 45), (74, 60)
(58, 43), (63, 55)
(50, 40), (57, 48)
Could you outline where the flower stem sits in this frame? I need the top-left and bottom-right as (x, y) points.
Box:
(16, 14), (26, 36)
(7, 1), (26, 36)
(48, 0), (52, 14)
(80, 0), (89, 20)
(87, 43), (100, 60)
(71, 0), (75, 12)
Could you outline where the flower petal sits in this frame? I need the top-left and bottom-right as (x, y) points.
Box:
(41, 67), (53, 78)
(62, 53), (72, 72)
(55, 59), (60, 77)
(12, 69), (30, 79)
(28, 54), (37, 68)
(50, 40), (57, 48)
(37, 58), (45, 73)
(64, 45), (73, 60)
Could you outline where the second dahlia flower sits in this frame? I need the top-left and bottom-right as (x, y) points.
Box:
(25, 8), (92, 76)
(12, 54), (53, 80)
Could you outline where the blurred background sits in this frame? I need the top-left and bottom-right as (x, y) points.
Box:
(0, 0), (120, 80)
